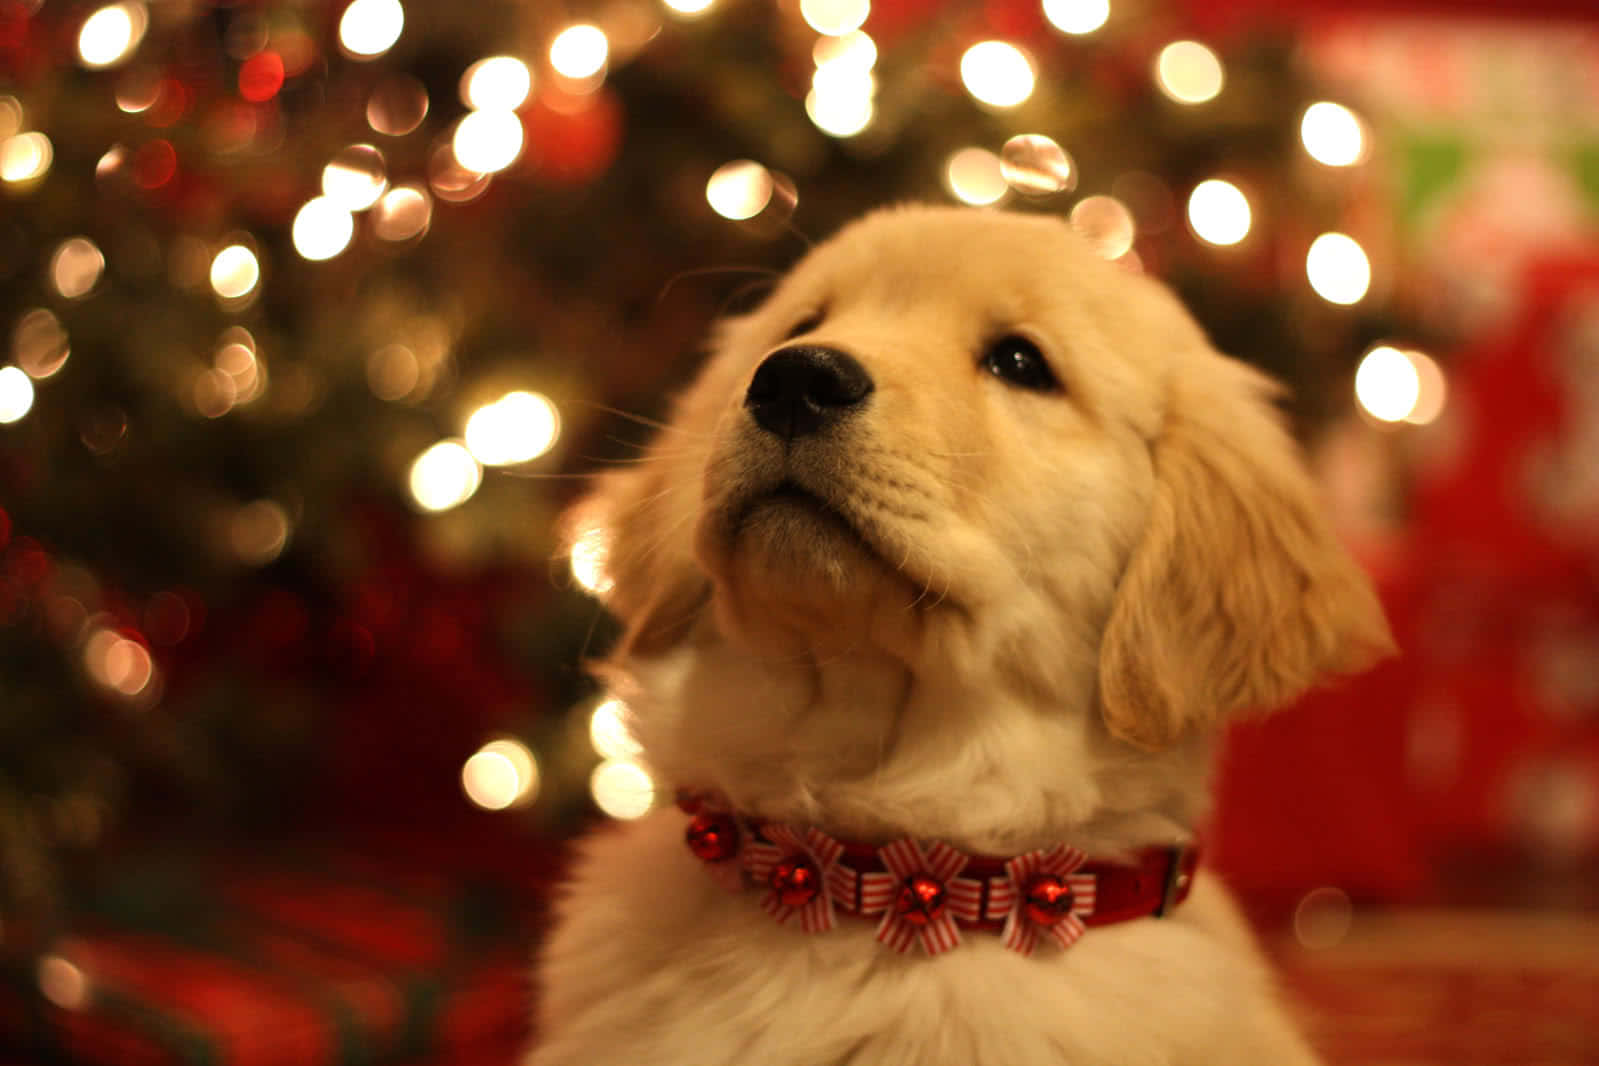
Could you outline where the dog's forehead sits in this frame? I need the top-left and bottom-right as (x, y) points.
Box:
(781, 207), (1127, 320)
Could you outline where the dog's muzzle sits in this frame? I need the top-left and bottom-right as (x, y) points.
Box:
(744, 345), (873, 441)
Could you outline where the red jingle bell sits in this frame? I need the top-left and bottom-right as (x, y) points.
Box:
(769, 856), (822, 908)
(1023, 873), (1075, 926)
(685, 812), (740, 863)
(894, 874), (947, 926)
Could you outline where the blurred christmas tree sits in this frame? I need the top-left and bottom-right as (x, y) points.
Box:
(0, 0), (1415, 914)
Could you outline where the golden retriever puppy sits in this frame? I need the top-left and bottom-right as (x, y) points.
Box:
(529, 206), (1392, 1066)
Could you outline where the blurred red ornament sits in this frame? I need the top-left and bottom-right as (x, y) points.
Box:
(132, 139), (177, 189)
(1022, 873), (1075, 927)
(768, 856), (821, 908)
(685, 812), (739, 863)
(524, 91), (622, 185)
(894, 874), (946, 927)
(238, 51), (284, 103)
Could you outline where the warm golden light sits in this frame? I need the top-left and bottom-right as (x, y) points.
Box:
(945, 147), (1008, 206)
(230, 500), (289, 565)
(1, 131), (53, 184)
(0, 96), (20, 140)
(84, 627), (154, 697)
(569, 518), (614, 597)
(999, 133), (1074, 195)
(408, 440), (482, 512)
(78, 3), (147, 69)
(292, 197), (355, 261)
(959, 41), (1035, 109)
(590, 697), (643, 759)
(1301, 101), (1366, 167)
(1154, 40), (1224, 104)
(13, 309), (70, 380)
(706, 160), (774, 221)
(322, 144), (388, 210)
(590, 758), (655, 819)
(1306, 232), (1371, 305)
(813, 31), (876, 72)
(462, 738), (539, 810)
(339, 0), (404, 59)
(50, 238), (105, 299)
(462, 56), (532, 111)
(367, 344), (420, 401)
(1405, 350), (1447, 426)
(464, 390), (559, 465)
(549, 24), (608, 80)
(1186, 179), (1251, 246)
(452, 110), (524, 174)
(372, 184), (431, 241)
(800, 0), (870, 35)
(664, 0), (717, 15)
(209, 244), (260, 299)
(0, 366), (35, 424)
(806, 64), (874, 137)
(1043, 0), (1109, 34)
(1069, 195), (1136, 260)
(366, 74), (429, 136)
(1354, 345), (1427, 424)
(37, 955), (90, 1011)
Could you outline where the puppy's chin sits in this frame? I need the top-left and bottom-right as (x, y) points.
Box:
(695, 491), (926, 660)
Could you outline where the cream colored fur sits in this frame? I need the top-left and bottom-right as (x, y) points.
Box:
(528, 206), (1393, 1066)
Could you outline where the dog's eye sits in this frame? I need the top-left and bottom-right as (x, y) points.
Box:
(981, 335), (1058, 392)
(784, 309), (825, 340)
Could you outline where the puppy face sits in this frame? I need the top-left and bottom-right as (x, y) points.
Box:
(580, 206), (1392, 752)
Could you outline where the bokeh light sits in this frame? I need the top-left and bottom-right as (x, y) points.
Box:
(366, 75), (429, 136)
(1301, 101), (1366, 167)
(292, 197), (356, 261)
(78, 3), (147, 69)
(372, 184), (432, 241)
(549, 24), (608, 80)
(462, 56), (532, 111)
(1, 132), (53, 185)
(408, 440), (482, 512)
(590, 697), (643, 760)
(322, 144), (388, 210)
(1186, 179), (1251, 246)
(1043, 0), (1110, 34)
(13, 309), (70, 379)
(229, 500), (289, 565)
(464, 390), (560, 465)
(1306, 232), (1371, 305)
(664, 0), (716, 15)
(84, 627), (154, 697)
(1292, 886), (1354, 950)
(428, 143), (492, 203)
(1069, 195), (1136, 260)
(209, 244), (260, 299)
(813, 31), (876, 72)
(367, 343), (420, 401)
(1000, 133), (1075, 196)
(462, 738), (539, 810)
(36, 956), (90, 1011)
(959, 41), (1035, 109)
(944, 147), (1008, 206)
(1154, 40), (1224, 104)
(338, 0), (404, 60)
(590, 758), (655, 819)
(1405, 350), (1447, 426)
(452, 110), (524, 174)
(1355, 345), (1424, 424)
(0, 367), (35, 424)
(706, 160), (774, 221)
(50, 238), (106, 299)
(806, 64), (874, 137)
(799, 0), (870, 36)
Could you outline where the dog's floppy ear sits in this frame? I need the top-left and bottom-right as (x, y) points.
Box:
(1097, 349), (1395, 750)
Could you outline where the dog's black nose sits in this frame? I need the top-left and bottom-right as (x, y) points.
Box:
(744, 346), (873, 441)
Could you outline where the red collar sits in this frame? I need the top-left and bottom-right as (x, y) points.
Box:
(677, 792), (1198, 958)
